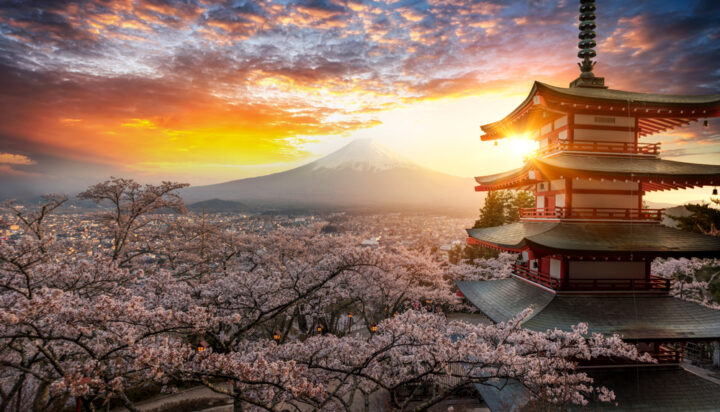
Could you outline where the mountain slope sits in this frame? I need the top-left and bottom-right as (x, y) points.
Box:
(181, 139), (480, 211)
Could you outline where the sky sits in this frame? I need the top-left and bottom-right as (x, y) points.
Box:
(0, 0), (719, 204)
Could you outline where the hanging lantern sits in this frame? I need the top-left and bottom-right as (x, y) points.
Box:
(370, 324), (377, 333)
(348, 312), (353, 318)
(273, 332), (280, 341)
(197, 346), (206, 352)
(317, 325), (323, 333)
(704, 120), (709, 127)
(713, 187), (718, 196)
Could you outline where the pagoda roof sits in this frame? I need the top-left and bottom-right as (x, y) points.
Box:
(475, 366), (720, 411)
(481, 81), (720, 141)
(541, 81), (720, 106)
(466, 222), (720, 256)
(475, 154), (720, 191)
(457, 277), (720, 340)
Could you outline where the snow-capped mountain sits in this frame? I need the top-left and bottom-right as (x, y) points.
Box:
(310, 139), (418, 172)
(181, 139), (479, 212)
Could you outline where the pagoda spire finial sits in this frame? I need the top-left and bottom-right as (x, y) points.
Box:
(570, 0), (607, 88)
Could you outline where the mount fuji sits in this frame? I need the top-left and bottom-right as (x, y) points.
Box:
(181, 139), (479, 212)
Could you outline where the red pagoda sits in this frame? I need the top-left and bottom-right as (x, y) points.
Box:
(458, 0), (720, 409)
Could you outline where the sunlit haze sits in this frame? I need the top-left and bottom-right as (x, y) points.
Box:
(0, 0), (719, 205)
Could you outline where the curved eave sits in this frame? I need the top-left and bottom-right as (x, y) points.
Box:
(481, 81), (720, 141)
(466, 222), (557, 251)
(474, 164), (533, 191)
(534, 154), (720, 191)
(467, 222), (720, 257)
(539, 82), (720, 108)
(458, 278), (720, 341)
(480, 82), (542, 141)
(475, 155), (720, 192)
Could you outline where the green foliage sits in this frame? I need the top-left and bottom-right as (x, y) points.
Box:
(694, 264), (720, 304)
(668, 198), (720, 235)
(447, 244), (498, 264)
(473, 190), (535, 229)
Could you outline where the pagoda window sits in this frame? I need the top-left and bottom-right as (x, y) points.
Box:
(556, 193), (566, 207)
(554, 115), (568, 129)
(574, 114), (635, 128)
(558, 129), (568, 140)
(537, 182), (548, 192)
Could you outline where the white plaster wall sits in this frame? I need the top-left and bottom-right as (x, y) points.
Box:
(550, 179), (565, 191)
(554, 116), (568, 129)
(572, 194), (638, 209)
(541, 123), (552, 135)
(550, 259), (562, 279)
(573, 180), (639, 191)
(574, 128), (634, 143)
(574, 114), (635, 127)
(569, 261), (645, 279)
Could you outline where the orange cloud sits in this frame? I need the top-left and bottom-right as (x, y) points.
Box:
(0, 153), (35, 165)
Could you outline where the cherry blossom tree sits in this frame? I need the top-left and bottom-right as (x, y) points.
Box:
(0, 179), (655, 411)
(78, 178), (188, 263)
(653, 257), (720, 308)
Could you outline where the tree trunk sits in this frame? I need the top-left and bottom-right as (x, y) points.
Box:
(31, 382), (50, 412)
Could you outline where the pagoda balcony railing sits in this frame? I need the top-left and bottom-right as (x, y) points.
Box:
(536, 139), (661, 156)
(512, 264), (671, 292)
(561, 276), (671, 292)
(512, 264), (559, 289)
(520, 207), (663, 221)
(652, 345), (683, 364)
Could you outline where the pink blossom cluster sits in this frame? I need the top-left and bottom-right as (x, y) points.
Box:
(0, 179), (652, 411)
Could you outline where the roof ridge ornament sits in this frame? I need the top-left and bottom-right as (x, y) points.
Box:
(570, 0), (607, 88)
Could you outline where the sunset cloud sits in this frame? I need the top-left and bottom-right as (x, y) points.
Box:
(0, 153), (35, 165)
(0, 0), (718, 194)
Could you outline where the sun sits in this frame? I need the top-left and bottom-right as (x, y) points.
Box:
(506, 135), (539, 158)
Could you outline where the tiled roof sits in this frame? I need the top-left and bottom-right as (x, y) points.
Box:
(538, 82), (720, 106)
(466, 222), (555, 250)
(474, 154), (720, 185)
(538, 154), (720, 178)
(475, 366), (720, 412)
(525, 294), (720, 340)
(458, 278), (720, 340)
(480, 81), (720, 139)
(457, 278), (554, 324)
(466, 222), (720, 255)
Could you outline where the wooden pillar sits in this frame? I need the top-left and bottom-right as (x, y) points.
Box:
(634, 116), (639, 146)
(565, 177), (573, 216)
